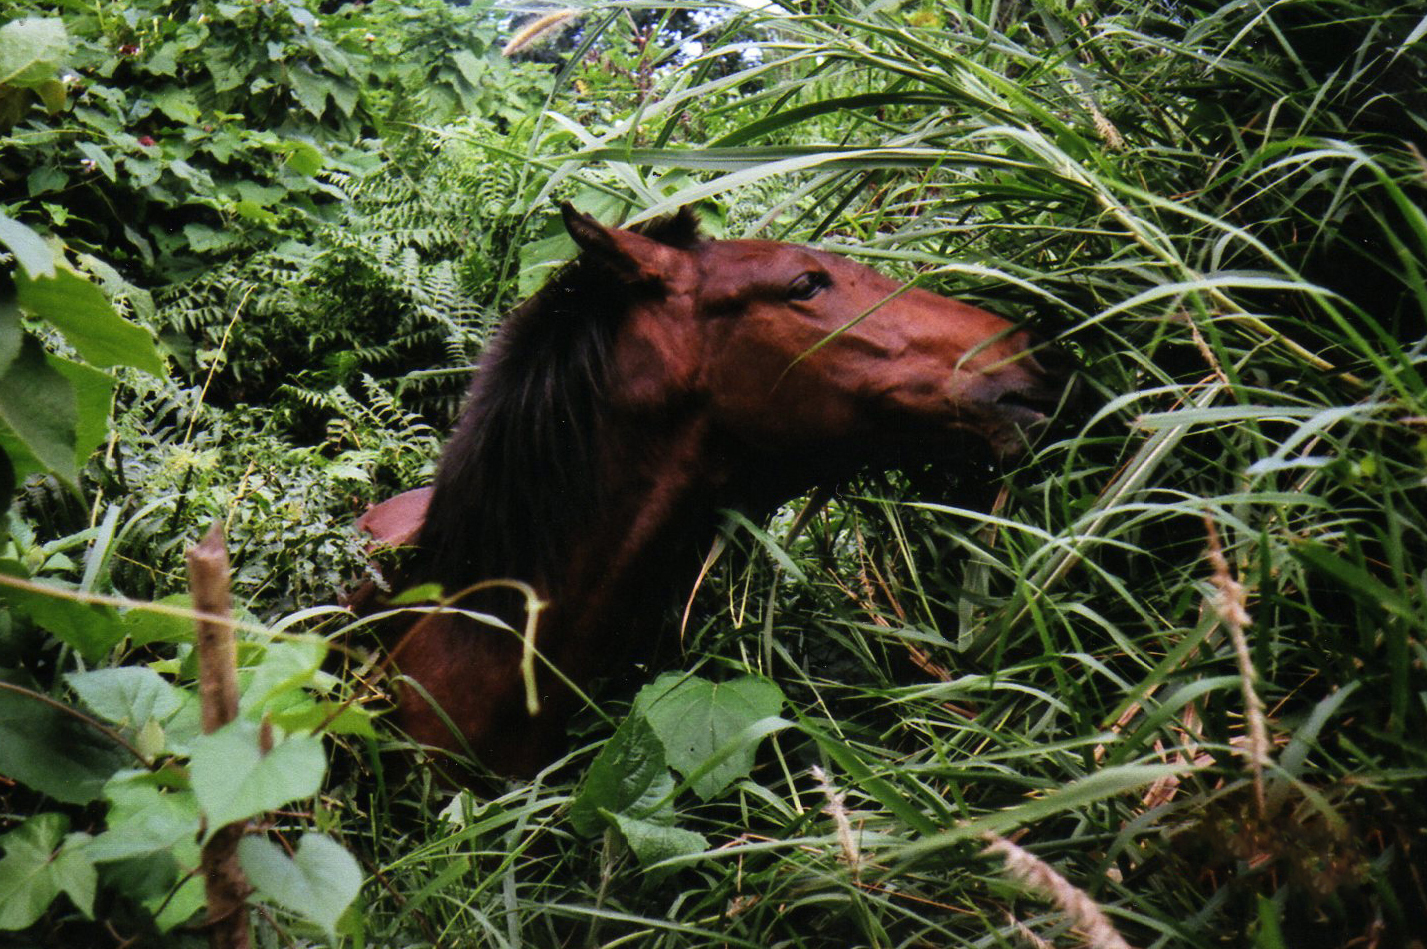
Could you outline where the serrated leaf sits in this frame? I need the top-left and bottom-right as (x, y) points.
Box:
(152, 87), (199, 123)
(0, 335), (76, 483)
(288, 65), (330, 117)
(0, 17), (70, 89)
(239, 833), (361, 938)
(450, 49), (484, 87)
(0, 684), (129, 803)
(605, 811), (707, 874)
(15, 267), (165, 374)
(0, 212), (54, 278)
(189, 720), (325, 833)
(66, 667), (182, 728)
(635, 674), (785, 800)
(569, 713), (673, 835)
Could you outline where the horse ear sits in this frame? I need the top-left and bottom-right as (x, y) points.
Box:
(560, 203), (683, 285)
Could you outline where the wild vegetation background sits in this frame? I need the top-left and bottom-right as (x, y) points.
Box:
(1, 0), (1424, 946)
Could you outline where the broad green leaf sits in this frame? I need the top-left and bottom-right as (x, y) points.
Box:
(1, 577), (123, 661)
(288, 65), (330, 118)
(65, 667), (182, 729)
(51, 354), (114, 470)
(605, 811), (707, 874)
(123, 593), (196, 646)
(0, 813), (94, 930)
(87, 776), (200, 863)
(0, 335), (77, 484)
(0, 17), (70, 89)
(636, 673), (785, 800)
(569, 712), (673, 835)
(238, 833), (362, 938)
(0, 298), (21, 377)
(15, 267), (165, 374)
(450, 49), (484, 87)
(152, 87), (199, 123)
(388, 582), (443, 605)
(189, 720), (325, 833)
(152, 875), (205, 933)
(0, 212), (54, 278)
(239, 638), (327, 716)
(269, 701), (376, 737)
(284, 140), (324, 176)
(0, 684), (129, 803)
(182, 223), (238, 254)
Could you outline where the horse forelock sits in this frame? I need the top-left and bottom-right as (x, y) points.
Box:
(416, 209), (705, 591)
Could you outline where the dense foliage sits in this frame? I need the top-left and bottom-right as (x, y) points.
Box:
(2, 0), (1425, 946)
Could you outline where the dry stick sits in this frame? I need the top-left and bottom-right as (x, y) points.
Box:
(186, 521), (251, 949)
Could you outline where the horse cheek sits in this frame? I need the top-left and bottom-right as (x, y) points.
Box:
(614, 321), (699, 410)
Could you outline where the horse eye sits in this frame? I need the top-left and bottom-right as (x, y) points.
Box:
(787, 271), (830, 301)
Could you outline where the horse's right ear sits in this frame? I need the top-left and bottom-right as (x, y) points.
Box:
(561, 203), (683, 285)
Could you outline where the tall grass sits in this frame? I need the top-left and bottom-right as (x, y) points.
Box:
(345, 2), (1427, 946)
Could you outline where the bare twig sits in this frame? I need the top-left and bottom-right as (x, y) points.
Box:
(186, 522), (250, 949)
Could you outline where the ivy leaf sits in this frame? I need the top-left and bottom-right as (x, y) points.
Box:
(0, 17), (70, 89)
(238, 833), (362, 939)
(189, 720), (325, 833)
(15, 267), (166, 374)
(86, 775), (201, 863)
(635, 674), (786, 800)
(0, 813), (95, 930)
(569, 713), (672, 836)
(66, 667), (182, 729)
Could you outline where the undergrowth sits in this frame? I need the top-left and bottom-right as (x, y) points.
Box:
(2, 1), (1425, 946)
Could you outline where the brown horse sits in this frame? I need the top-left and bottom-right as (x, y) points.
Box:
(358, 205), (1068, 776)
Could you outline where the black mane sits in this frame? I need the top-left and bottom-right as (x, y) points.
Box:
(415, 208), (703, 591)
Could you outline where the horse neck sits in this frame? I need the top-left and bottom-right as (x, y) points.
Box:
(417, 404), (727, 649)
(541, 412), (726, 660)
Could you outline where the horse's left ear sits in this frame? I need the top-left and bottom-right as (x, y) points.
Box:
(561, 203), (684, 285)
